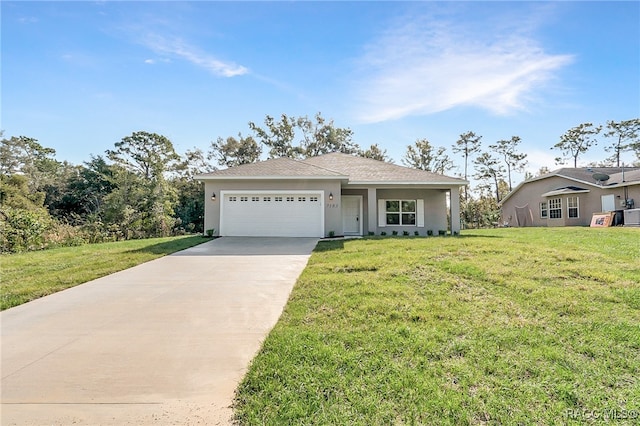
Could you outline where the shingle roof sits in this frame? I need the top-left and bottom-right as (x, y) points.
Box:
(549, 167), (640, 185)
(195, 157), (346, 179)
(197, 152), (467, 185)
(302, 152), (467, 185)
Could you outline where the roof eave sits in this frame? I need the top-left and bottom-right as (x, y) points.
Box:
(195, 174), (348, 181)
(347, 180), (469, 186)
(540, 189), (591, 197)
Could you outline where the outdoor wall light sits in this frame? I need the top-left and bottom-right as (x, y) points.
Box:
(211, 192), (216, 201)
(329, 192), (333, 201)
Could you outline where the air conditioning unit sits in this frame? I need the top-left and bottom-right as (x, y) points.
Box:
(623, 208), (640, 227)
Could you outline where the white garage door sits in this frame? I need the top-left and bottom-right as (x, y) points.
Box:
(220, 191), (324, 237)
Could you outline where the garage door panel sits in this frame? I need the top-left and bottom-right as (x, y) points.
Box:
(221, 193), (323, 237)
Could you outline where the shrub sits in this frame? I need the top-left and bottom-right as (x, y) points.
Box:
(427, 230), (433, 236)
(414, 231), (420, 236)
(438, 230), (447, 236)
(380, 231), (387, 236)
(0, 207), (52, 253)
(368, 231), (374, 236)
(403, 231), (409, 236)
(392, 230), (398, 236)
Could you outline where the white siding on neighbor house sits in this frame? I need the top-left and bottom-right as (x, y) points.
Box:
(220, 190), (324, 237)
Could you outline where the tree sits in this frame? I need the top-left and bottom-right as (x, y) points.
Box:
(297, 113), (358, 157)
(106, 131), (180, 179)
(209, 134), (261, 168)
(537, 166), (551, 177)
(489, 136), (528, 191)
(474, 152), (506, 203)
(604, 118), (640, 167)
(452, 131), (482, 198)
(552, 123), (602, 168)
(359, 144), (392, 162)
(45, 156), (116, 223)
(105, 132), (181, 238)
(248, 114), (300, 159)
(0, 135), (60, 191)
(0, 174), (53, 252)
(172, 148), (215, 233)
(402, 138), (453, 173)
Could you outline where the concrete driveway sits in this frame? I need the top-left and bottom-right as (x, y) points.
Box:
(1, 237), (318, 425)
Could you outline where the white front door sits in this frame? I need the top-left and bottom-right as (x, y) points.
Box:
(342, 196), (362, 235)
(601, 194), (615, 212)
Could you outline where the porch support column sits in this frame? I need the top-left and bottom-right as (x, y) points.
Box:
(367, 187), (377, 234)
(450, 186), (461, 234)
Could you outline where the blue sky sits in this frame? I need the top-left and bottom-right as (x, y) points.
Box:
(3, 1), (639, 185)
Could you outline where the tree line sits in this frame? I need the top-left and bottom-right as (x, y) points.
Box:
(1, 114), (638, 252)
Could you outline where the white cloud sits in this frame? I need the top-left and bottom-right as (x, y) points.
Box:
(353, 13), (573, 123)
(141, 34), (248, 77)
(144, 59), (155, 64)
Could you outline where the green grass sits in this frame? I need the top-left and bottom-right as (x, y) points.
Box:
(235, 228), (640, 425)
(0, 235), (207, 310)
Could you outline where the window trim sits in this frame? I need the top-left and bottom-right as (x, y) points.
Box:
(384, 199), (417, 226)
(549, 197), (562, 219)
(567, 196), (579, 219)
(540, 201), (548, 219)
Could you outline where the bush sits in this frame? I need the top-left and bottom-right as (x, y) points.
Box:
(403, 231), (409, 236)
(0, 207), (52, 253)
(414, 231), (420, 236)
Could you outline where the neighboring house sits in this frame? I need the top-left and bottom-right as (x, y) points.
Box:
(195, 152), (467, 237)
(500, 167), (640, 227)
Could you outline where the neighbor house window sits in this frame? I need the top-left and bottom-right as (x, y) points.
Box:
(298, 196), (306, 202)
(310, 196), (318, 202)
(567, 196), (579, 218)
(286, 196), (294, 202)
(263, 197), (271, 202)
(240, 196), (248, 202)
(549, 198), (562, 219)
(540, 201), (548, 218)
(275, 196), (283, 202)
(251, 196), (259, 202)
(386, 200), (416, 225)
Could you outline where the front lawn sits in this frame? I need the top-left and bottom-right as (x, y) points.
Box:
(0, 235), (207, 310)
(235, 228), (640, 425)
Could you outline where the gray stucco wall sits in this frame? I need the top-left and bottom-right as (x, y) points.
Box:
(342, 187), (449, 235)
(202, 179), (342, 237)
(201, 180), (458, 236)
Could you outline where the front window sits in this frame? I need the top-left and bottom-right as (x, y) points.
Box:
(549, 198), (562, 219)
(386, 200), (416, 226)
(540, 201), (548, 219)
(567, 196), (579, 218)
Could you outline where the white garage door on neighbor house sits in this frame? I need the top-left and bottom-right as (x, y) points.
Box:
(220, 191), (324, 237)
